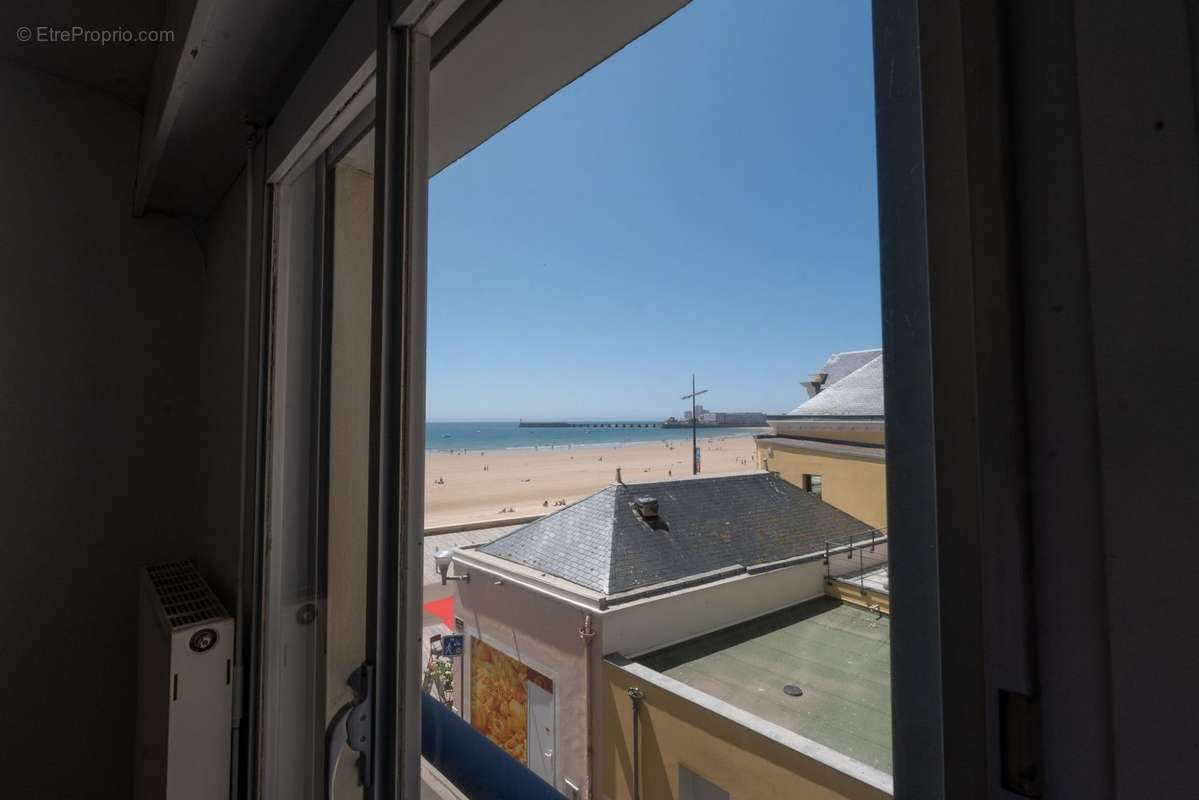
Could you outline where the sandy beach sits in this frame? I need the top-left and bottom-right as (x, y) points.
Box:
(424, 434), (761, 527)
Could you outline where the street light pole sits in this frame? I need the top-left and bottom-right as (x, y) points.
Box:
(692, 375), (698, 474)
(681, 375), (709, 475)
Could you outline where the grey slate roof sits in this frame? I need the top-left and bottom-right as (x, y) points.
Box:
(789, 352), (885, 417)
(810, 349), (882, 392)
(477, 472), (876, 595)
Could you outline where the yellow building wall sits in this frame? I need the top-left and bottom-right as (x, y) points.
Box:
(602, 662), (890, 800)
(756, 443), (888, 530)
(812, 430), (885, 446)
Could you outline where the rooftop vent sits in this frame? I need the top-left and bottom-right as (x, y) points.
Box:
(633, 496), (659, 521)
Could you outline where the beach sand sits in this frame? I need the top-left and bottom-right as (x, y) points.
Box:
(424, 434), (762, 527)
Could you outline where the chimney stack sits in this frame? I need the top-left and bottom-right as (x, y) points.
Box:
(633, 496), (659, 521)
(616, 467), (623, 484)
(802, 372), (829, 398)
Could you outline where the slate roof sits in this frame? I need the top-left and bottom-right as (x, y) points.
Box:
(477, 472), (876, 596)
(789, 351), (885, 417)
(809, 348), (882, 392)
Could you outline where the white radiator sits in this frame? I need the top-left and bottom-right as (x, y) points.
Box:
(134, 561), (235, 800)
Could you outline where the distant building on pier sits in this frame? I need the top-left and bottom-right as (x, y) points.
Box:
(668, 407), (768, 428)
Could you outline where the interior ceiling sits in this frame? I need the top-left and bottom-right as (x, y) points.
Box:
(144, 0), (352, 216)
(0, 0), (167, 108)
(0, 0), (351, 216)
(2, 0), (690, 218)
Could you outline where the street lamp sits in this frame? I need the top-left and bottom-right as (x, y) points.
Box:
(433, 549), (470, 586)
(681, 375), (708, 475)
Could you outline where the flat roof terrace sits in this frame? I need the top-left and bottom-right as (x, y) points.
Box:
(633, 595), (892, 773)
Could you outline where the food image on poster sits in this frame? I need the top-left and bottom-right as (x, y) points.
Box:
(469, 636), (554, 764)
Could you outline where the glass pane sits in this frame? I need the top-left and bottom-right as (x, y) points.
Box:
(423, 1), (888, 797)
(261, 157), (321, 800)
(325, 128), (375, 799)
(261, 126), (375, 800)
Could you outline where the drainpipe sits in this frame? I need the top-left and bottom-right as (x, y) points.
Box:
(579, 614), (597, 799)
(627, 686), (645, 800)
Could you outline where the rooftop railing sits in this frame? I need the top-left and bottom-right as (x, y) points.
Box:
(823, 529), (890, 595)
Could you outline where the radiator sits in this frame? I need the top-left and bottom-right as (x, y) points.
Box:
(134, 561), (235, 800)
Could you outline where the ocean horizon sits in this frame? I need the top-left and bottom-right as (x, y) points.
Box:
(424, 420), (767, 453)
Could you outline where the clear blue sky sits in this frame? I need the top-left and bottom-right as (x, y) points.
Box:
(427, 0), (879, 421)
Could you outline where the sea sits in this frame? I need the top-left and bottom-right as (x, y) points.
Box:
(424, 421), (767, 453)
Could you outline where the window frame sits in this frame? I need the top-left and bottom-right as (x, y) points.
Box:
(243, 0), (1095, 796)
(871, 0), (1100, 796)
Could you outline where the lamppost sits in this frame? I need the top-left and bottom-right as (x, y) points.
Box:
(681, 375), (708, 475)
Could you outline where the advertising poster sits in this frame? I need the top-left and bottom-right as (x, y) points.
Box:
(469, 636), (554, 765)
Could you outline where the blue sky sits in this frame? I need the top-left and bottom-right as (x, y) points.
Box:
(427, 0), (879, 420)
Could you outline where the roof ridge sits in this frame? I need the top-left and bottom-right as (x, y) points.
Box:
(612, 471), (765, 491)
(830, 347), (882, 356)
(833, 353), (882, 370)
(602, 484), (620, 594)
(818, 354), (882, 387)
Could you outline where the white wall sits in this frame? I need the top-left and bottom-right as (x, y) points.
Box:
(601, 562), (827, 657)
(0, 62), (208, 799)
(455, 571), (598, 797)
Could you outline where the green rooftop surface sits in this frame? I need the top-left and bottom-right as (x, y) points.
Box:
(635, 595), (892, 773)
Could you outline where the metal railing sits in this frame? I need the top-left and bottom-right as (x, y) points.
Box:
(823, 529), (889, 595)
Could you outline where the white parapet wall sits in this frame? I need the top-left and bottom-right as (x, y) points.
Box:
(600, 559), (827, 658)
